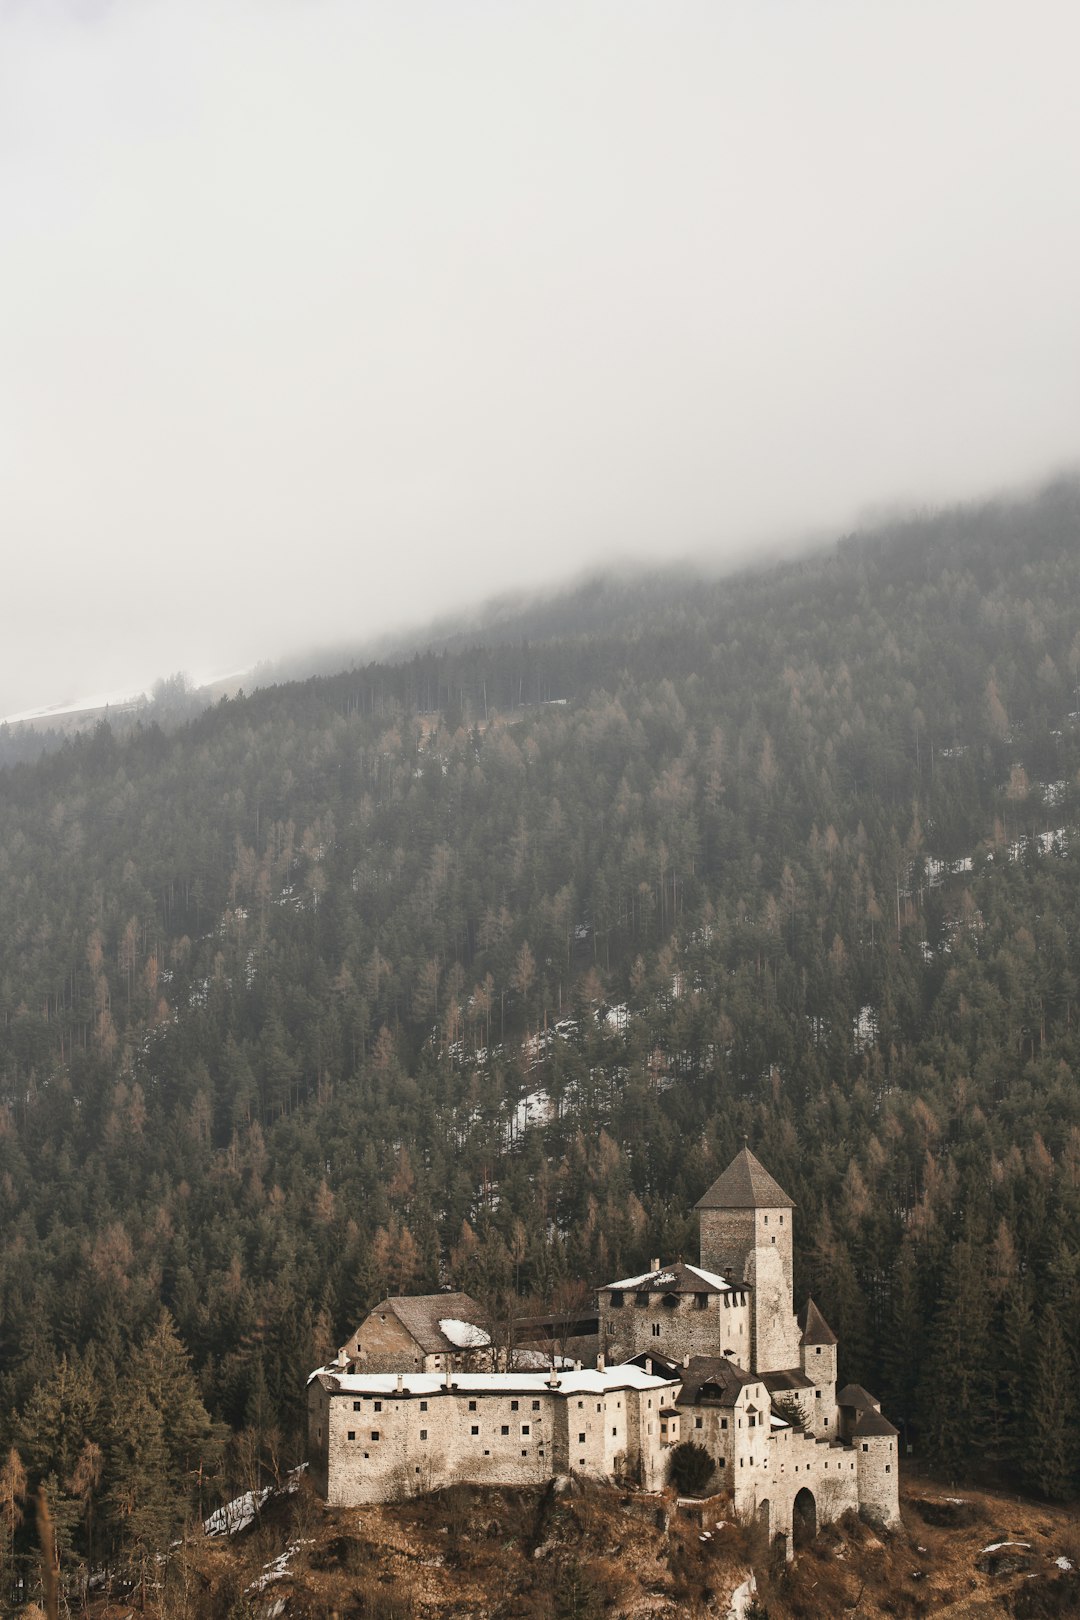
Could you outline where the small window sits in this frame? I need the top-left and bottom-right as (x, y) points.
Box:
(695, 1293), (708, 1310)
(717, 1457), (726, 1468)
(420, 1429), (428, 1440)
(885, 1464), (891, 1474)
(815, 1347), (821, 1356)
(862, 1443), (869, 1453)
(720, 1418), (728, 1431)
(578, 1432), (586, 1443)
(695, 1417), (703, 1429)
(511, 1401), (519, 1411)
(374, 1401), (382, 1412)
(636, 1292), (649, 1308)
(469, 1400), (477, 1411)
(651, 1323), (661, 1337)
(532, 1400), (540, 1411)
(420, 1401), (428, 1412)
(522, 1425), (530, 1435)
(471, 1425), (479, 1435)
(609, 1291), (624, 1308)
(353, 1400), (361, 1411)
(578, 1401), (584, 1409)
(347, 1430), (355, 1441)
(371, 1430), (380, 1441)
(501, 1425), (509, 1436)
(611, 1428), (616, 1437)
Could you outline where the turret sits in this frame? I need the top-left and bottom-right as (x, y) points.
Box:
(797, 1296), (838, 1439)
(695, 1147), (801, 1374)
(852, 1409), (901, 1527)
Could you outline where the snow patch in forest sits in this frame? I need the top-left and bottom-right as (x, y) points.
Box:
(246, 1540), (312, 1593)
(204, 1487), (271, 1536)
(726, 1572), (757, 1619)
(853, 1005), (878, 1051)
(203, 1466), (307, 1537)
(512, 1090), (553, 1134)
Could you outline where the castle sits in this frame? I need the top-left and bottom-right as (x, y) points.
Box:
(308, 1147), (900, 1546)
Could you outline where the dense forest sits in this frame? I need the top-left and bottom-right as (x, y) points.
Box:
(2, 481), (1080, 1596)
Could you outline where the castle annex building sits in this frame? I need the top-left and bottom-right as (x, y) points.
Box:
(308, 1148), (900, 1546)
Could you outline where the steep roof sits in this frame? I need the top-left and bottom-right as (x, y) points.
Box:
(675, 1355), (757, 1409)
(694, 1146), (795, 1211)
(601, 1261), (732, 1295)
(851, 1409), (899, 1439)
(836, 1383), (878, 1411)
(762, 1368), (814, 1393)
(797, 1296), (838, 1347)
(368, 1293), (489, 1356)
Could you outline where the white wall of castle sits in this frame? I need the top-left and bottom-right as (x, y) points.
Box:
(309, 1369), (675, 1506)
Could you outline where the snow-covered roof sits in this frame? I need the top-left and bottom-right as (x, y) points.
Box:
(438, 1318), (491, 1350)
(309, 1362), (678, 1397)
(603, 1260), (732, 1293)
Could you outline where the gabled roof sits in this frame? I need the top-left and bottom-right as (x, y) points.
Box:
(694, 1147), (795, 1210)
(675, 1355), (756, 1409)
(836, 1383), (878, 1411)
(851, 1409), (899, 1438)
(602, 1260), (732, 1295)
(625, 1350), (681, 1378)
(797, 1296), (838, 1347)
(762, 1368), (814, 1393)
(365, 1293), (489, 1356)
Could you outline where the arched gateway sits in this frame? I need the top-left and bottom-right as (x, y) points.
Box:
(792, 1487), (817, 1548)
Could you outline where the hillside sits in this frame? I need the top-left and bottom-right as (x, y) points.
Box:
(1, 480), (1080, 1596)
(76, 1468), (1080, 1619)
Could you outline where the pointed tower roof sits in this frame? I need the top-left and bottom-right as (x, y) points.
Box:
(797, 1296), (838, 1347)
(694, 1146), (794, 1210)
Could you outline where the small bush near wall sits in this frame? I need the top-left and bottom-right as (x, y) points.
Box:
(668, 1442), (715, 1496)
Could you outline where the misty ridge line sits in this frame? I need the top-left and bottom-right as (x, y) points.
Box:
(3, 469), (1079, 738)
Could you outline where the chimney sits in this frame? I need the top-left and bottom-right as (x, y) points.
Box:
(395, 1373), (403, 1393)
(645, 1358), (653, 1377)
(596, 1353), (606, 1372)
(444, 1370), (453, 1390)
(548, 1363), (559, 1388)
(683, 1354), (690, 1368)
(336, 1346), (348, 1369)
(650, 1258), (660, 1272)
(574, 1360), (582, 1372)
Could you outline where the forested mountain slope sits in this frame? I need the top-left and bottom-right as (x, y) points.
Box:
(2, 479), (1080, 1584)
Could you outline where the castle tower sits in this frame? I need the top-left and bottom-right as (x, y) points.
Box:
(852, 1410), (902, 1526)
(695, 1146), (801, 1374)
(797, 1296), (838, 1439)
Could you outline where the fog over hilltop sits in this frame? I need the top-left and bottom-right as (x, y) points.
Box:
(2, 0), (1079, 718)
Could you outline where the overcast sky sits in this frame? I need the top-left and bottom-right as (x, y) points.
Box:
(2, 0), (1079, 718)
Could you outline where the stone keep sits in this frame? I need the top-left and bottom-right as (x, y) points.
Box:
(696, 1147), (802, 1373)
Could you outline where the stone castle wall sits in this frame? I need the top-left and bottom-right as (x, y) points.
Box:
(311, 1373), (675, 1505)
(600, 1289), (750, 1366)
